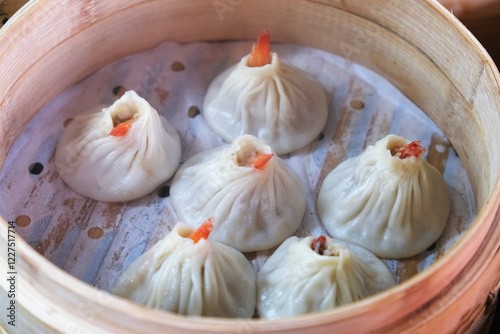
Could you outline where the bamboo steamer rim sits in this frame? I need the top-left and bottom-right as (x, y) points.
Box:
(438, 0), (500, 20)
(1, 0), (500, 332)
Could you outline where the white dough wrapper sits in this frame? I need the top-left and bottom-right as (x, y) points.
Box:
(113, 222), (256, 318)
(170, 134), (306, 252)
(55, 91), (181, 202)
(257, 235), (395, 319)
(317, 134), (451, 258)
(203, 52), (328, 155)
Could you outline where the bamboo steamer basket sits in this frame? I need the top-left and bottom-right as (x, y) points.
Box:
(438, 0), (500, 65)
(1, 0), (500, 333)
(438, 0), (500, 19)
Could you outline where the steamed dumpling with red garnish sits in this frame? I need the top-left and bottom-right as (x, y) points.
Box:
(203, 30), (328, 155)
(113, 220), (256, 318)
(55, 90), (181, 202)
(170, 134), (306, 252)
(317, 134), (450, 258)
(257, 235), (395, 319)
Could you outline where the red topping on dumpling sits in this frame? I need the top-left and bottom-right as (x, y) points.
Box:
(251, 153), (274, 170)
(311, 236), (328, 255)
(189, 218), (214, 244)
(109, 118), (135, 137)
(247, 30), (272, 67)
(393, 141), (427, 159)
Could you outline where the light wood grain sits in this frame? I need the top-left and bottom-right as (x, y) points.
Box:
(438, 0), (500, 68)
(1, 0), (500, 333)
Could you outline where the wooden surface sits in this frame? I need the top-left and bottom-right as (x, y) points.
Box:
(1, 0), (500, 333)
(3, 1), (500, 61)
(438, 0), (500, 68)
(0, 0), (24, 24)
(438, 0), (500, 20)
